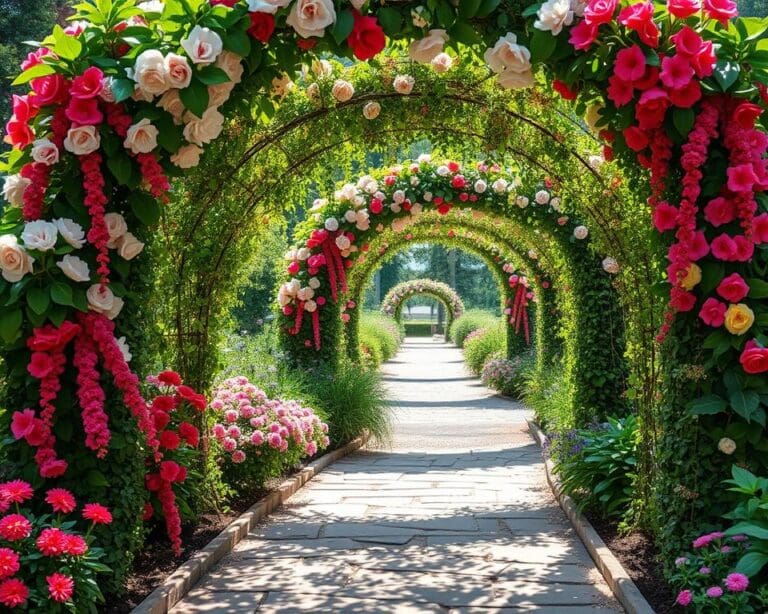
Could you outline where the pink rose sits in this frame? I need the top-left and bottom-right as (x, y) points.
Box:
(689, 231), (710, 261)
(27, 352), (54, 379)
(568, 20), (598, 51)
(618, 2), (659, 47)
(30, 74), (69, 108)
(699, 297), (726, 327)
(717, 273), (749, 303)
(740, 340), (768, 374)
(660, 55), (694, 90)
(704, 196), (735, 226)
(614, 45), (646, 82)
(703, 0), (737, 26)
(635, 88), (670, 130)
(667, 0), (699, 18)
(711, 234), (738, 261)
(727, 164), (759, 193)
(70, 67), (104, 99)
(584, 0), (618, 25)
(624, 126), (650, 152)
(65, 97), (102, 125)
(753, 213), (768, 243)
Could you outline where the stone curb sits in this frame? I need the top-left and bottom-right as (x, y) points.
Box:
(132, 433), (370, 614)
(525, 419), (655, 614)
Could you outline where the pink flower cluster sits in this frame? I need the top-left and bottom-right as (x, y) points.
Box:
(210, 376), (329, 463)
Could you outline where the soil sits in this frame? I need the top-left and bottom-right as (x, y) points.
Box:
(588, 513), (676, 613)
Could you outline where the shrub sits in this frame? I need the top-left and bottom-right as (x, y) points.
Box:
(449, 309), (499, 347)
(547, 415), (638, 521)
(403, 322), (435, 337)
(523, 364), (574, 432)
(723, 465), (768, 577)
(482, 352), (534, 398)
(359, 312), (403, 366)
(210, 377), (329, 495)
(463, 324), (506, 375)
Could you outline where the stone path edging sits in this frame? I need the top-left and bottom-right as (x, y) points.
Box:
(526, 419), (655, 614)
(132, 433), (370, 614)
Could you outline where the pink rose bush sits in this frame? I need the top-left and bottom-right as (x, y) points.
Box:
(210, 376), (329, 490)
(481, 354), (531, 399)
(0, 480), (111, 610)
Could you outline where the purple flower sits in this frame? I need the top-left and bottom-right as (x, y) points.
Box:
(729, 534), (748, 542)
(699, 566), (711, 575)
(706, 586), (723, 598)
(676, 590), (693, 607)
(720, 545), (732, 553)
(675, 557), (689, 567)
(725, 573), (749, 592)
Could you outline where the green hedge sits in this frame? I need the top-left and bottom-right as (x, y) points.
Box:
(404, 322), (438, 337)
(463, 324), (507, 375)
(449, 310), (500, 348)
(359, 312), (404, 367)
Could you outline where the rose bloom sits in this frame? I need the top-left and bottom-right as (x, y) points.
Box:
(331, 79), (354, 102)
(408, 29), (448, 63)
(124, 118), (159, 154)
(171, 144), (203, 169)
(132, 49), (170, 96)
(393, 74), (415, 95)
(0, 235), (34, 283)
(484, 33), (531, 76)
(286, 0), (336, 38)
(57, 254), (90, 282)
(164, 53), (192, 89)
(181, 25), (223, 65)
(63, 125), (100, 155)
(363, 101), (380, 120)
(741, 339), (768, 374)
(535, 0), (574, 35)
(724, 303), (754, 336)
(2, 174), (30, 207)
(679, 263), (701, 290)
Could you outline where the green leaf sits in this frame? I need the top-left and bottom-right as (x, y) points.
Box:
(11, 63), (56, 86)
(331, 9), (355, 45)
(0, 309), (22, 344)
(27, 287), (50, 315)
(730, 389), (761, 422)
(748, 278), (768, 299)
(130, 191), (161, 227)
(86, 469), (109, 487)
(688, 394), (728, 415)
(377, 7), (402, 37)
(196, 65), (231, 85)
(672, 108), (695, 138)
(111, 78), (135, 103)
(731, 464), (760, 491)
(521, 2), (542, 17)
(179, 78), (209, 118)
(736, 552), (768, 577)
(50, 281), (74, 307)
(52, 25), (83, 60)
(106, 152), (133, 186)
(699, 261), (724, 295)
(223, 29), (251, 57)
(476, 0), (502, 17)
(529, 29), (557, 62)
(726, 521), (768, 541)
(458, 0), (482, 19)
(713, 60), (740, 92)
(449, 23), (481, 46)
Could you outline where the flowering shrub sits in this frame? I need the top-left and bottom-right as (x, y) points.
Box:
(142, 371), (207, 556)
(0, 480), (111, 610)
(210, 377), (329, 492)
(482, 353), (532, 399)
(463, 325), (506, 376)
(670, 531), (765, 610)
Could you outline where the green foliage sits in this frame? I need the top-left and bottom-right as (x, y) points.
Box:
(463, 323), (506, 376)
(404, 322), (436, 337)
(724, 465), (768, 577)
(549, 416), (638, 522)
(359, 312), (402, 368)
(481, 352), (535, 398)
(523, 364), (575, 433)
(450, 309), (500, 348)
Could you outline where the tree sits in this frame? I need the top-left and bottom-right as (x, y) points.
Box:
(737, 0), (768, 17)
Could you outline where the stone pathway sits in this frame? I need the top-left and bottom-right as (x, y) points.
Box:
(171, 338), (623, 613)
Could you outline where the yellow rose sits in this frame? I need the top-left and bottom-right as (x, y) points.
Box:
(724, 303), (754, 336)
(680, 263), (702, 290)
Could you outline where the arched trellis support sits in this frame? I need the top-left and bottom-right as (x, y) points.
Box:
(381, 279), (465, 342)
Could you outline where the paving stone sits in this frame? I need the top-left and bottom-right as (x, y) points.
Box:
(258, 592), (445, 613)
(173, 589), (265, 612)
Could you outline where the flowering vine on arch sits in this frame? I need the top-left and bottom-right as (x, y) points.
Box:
(381, 278), (464, 338)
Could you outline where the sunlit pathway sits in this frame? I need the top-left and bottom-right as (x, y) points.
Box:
(172, 338), (622, 613)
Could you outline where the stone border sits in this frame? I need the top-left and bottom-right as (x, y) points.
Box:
(526, 419), (655, 614)
(132, 433), (370, 614)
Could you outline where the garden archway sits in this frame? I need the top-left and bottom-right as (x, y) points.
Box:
(381, 279), (465, 341)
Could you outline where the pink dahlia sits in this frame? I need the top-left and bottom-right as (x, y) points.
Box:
(36, 527), (69, 556)
(0, 514), (32, 541)
(0, 480), (34, 505)
(45, 488), (77, 514)
(47, 572), (75, 603)
(0, 548), (20, 580)
(0, 578), (28, 608)
(725, 572), (749, 592)
(82, 503), (113, 525)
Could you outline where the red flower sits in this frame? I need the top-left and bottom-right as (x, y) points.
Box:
(711, 234), (738, 261)
(635, 88), (670, 130)
(733, 103), (763, 130)
(152, 395), (177, 412)
(635, 66), (660, 91)
(447, 161), (460, 173)
(30, 74), (69, 107)
(160, 460), (181, 482)
(4, 117), (34, 149)
(36, 527), (69, 556)
(668, 0), (700, 18)
(28, 322), (80, 352)
(704, 196), (736, 227)
(70, 66), (104, 99)
(297, 38), (317, 50)
(158, 371), (182, 386)
(623, 126), (650, 152)
(618, 2), (659, 47)
(568, 20), (598, 51)
(64, 534), (88, 556)
(614, 46), (646, 82)
(65, 96), (103, 125)
(727, 164), (759, 193)
(741, 340), (768, 374)
(145, 473), (162, 492)
(347, 12), (385, 61)
(437, 203), (452, 215)
(703, 0), (738, 26)
(153, 411), (171, 431)
(689, 231), (710, 261)
(142, 502), (154, 521)
(0, 481), (33, 505)
(10, 409), (36, 441)
(669, 80), (701, 108)
(40, 459), (68, 479)
(717, 273), (750, 303)
(176, 385), (197, 400)
(0, 548), (20, 580)
(670, 290), (696, 312)
(160, 430), (181, 450)
(27, 352), (54, 379)
(47, 573), (74, 603)
(652, 202), (679, 232)
(11, 95), (36, 123)
(0, 578), (29, 608)
(584, 0), (618, 25)
(660, 55), (694, 90)
(82, 503), (112, 525)
(450, 175), (467, 189)
(370, 198), (383, 214)
(248, 11), (275, 44)
(753, 213), (768, 243)
(699, 298), (727, 327)
(552, 80), (578, 100)
(179, 422), (200, 447)
(45, 488), (76, 514)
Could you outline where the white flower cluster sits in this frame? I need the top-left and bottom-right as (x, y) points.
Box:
(484, 33), (533, 90)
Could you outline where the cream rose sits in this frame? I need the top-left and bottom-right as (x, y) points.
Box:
(208, 82), (235, 108)
(393, 74), (415, 95)
(183, 107), (225, 146)
(306, 82), (321, 103)
(216, 51), (244, 84)
(124, 118), (159, 154)
(602, 257), (620, 274)
(132, 49), (170, 96)
(2, 174), (30, 207)
(116, 232), (145, 260)
(286, 0), (336, 38)
(718, 437), (736, 455)
(363, 101), (381, 120)
(63, 125), (100, 155)
(31, 138), (59, 166)
(0, 235), (34, 282)
(535, 0), (574, 35)
(104, 212), (128, 248)
(498, 68), (535, 89)
(87, 283), (116, 314)
(311, 59), (333, 78)
(484, 33), (532, 75)
(171, 144), (203, 169)
(107, 296), (124, 320)
(574, 225), (589, 240)
(158, 90), (185, 124)
(55, 218), (86, 249)
(247, 0), (290, 13)
(164, 53), (192, 89)
(181, 26), (223, 65)
(56, 254), (90, 282)
(271, 74), (294, 98)
(331, 79), (354, 102)
(22, 220), (58, 252)
(408, 29), (448, 63)
(431, 52), (453, 73)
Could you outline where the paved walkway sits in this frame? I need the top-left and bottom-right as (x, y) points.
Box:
(172, 338), (622, 613)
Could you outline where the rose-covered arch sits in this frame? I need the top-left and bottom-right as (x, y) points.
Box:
(0, 0), (766, 602)
(380, 279), (464, 340)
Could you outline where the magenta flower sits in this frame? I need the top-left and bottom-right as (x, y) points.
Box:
(676, 590), (693, 606)
(706, 586), (723, 598)
(725, 573), (749, 592)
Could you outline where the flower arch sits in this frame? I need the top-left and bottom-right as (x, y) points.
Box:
(380, 278), (465, 340)
(0, 0), (766, 594)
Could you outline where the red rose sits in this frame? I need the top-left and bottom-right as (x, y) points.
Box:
(70, 66), (104, 99)
(347, 12), (385, 61)
(158, 370), (182, 386)
(584, 0), (618, 25)
(248, 11), (275, 44)
(669, 80), (701, 108)
(552, 79), (579, 100)
(568, 20), (598, 51)
(603, 145), (614, 161)
(699, 298), (727, 327)
(177, 385), (197, 401)
(711, 234), (738, 261)
(618, 1), (659, 48)
(437, 203), (452, 215)
(369, 198), (383, 214)
(450, 175), (466, 189)
(733, 103), (763, 130)
(30, 74), (69, 108)
(668, 0), (700, 18)
(607, 75), (633, 106)
(733, 235), (754, 262)
(717, 273), (750, 303)
(704, 196), (736, 227)
(4, 118), (34, 149)
(703, 0), (738, 26)
(689, 231), (710, 261)
(690, 41), (716, 78)
(178, 422), (200, 447)
(448, 161), (460, 173)
(741, 340), (768, 374)
(623, 126), (650, 152)
(671, 290), (697, 312)
(145, 474), (161, 492)
(635, 88), (670, 130)
(153, 411), (170, 431)
(28, 322), (79, 352)
(27, 352), (54, 379)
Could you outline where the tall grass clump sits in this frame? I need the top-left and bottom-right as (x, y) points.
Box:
(463, 323), (506, 375)
(523, 363), (574, 432)
(359, 312), (403, 367)
(449, 309), (500, 347)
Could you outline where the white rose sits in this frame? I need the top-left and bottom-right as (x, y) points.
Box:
(602, 257), (620, 274)
(308, 277), (320, 289)
(535, 190), (551, 205)
(87, 283), (115, 314)
(303, 299), (317, 313)
(535, 0), (574, 35)
(164, 53), (192, 89)
(574, 225), (589, 240)
(498, 69), (535, 89)
(474, 179), (487, 193)
(393, 190), (406, 204)
(286, 278), (301, 295)
(337, 183), (357, 201)
(311, 198), (326, 211)
(550, 196), (562, 210)
(31, 138), (59, 166)
(286, 0), (336, 38)
(55, 219), (86, 249)
(22, 220), (58, 252)
(325, 217), (339, 231)
(297, 286), (315, 301)
(63, 125), (100, 155)
(352, 195), (364, 207)
(436, 165), (450, 177)
(158, 90), (185, 125)
(332, 79), (354, 102)
(393, 74), (415, 95)
(297, 247), (310, 260)
(117, 232), (145, 260)
(311, 59), (333, 78)
(2, 174), (30, 206)
(132, 49), (169, 96)
(411, 203), (423, 215)
(718, 437), (736, 455)
(516, 195), (529, 208)
(216, 51), (244, 84)
(431, 52), (453, 73)
(181, 26), (223, 65)
(0, 235), (34, 282)
(589, 155), (604, 169)
(423, 191), (433, 202)
(208, 81), (235, 108)
(409, 29), (448, 63)
(104, 213), (128, 248)
(492, 178), (508, 193)
(107, 296), (124, 320)
(56, 254), (90, 282)
(485, 33), (532, 75)
(571, 0), (588, 17)
(124, 118), (159, 154)
(363, 101), (380, 120)
(410, 176), (420, 187)
(116, 336), (132, 362)
(247, 0), (290, 13)
(390, 203), (401, 213)
(183, 107), (224, 146)
(418, 153), (432, 163)
(271, 74), (294, 98)
(171, 144), (203, 168)
(344, 210), (357, 223)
